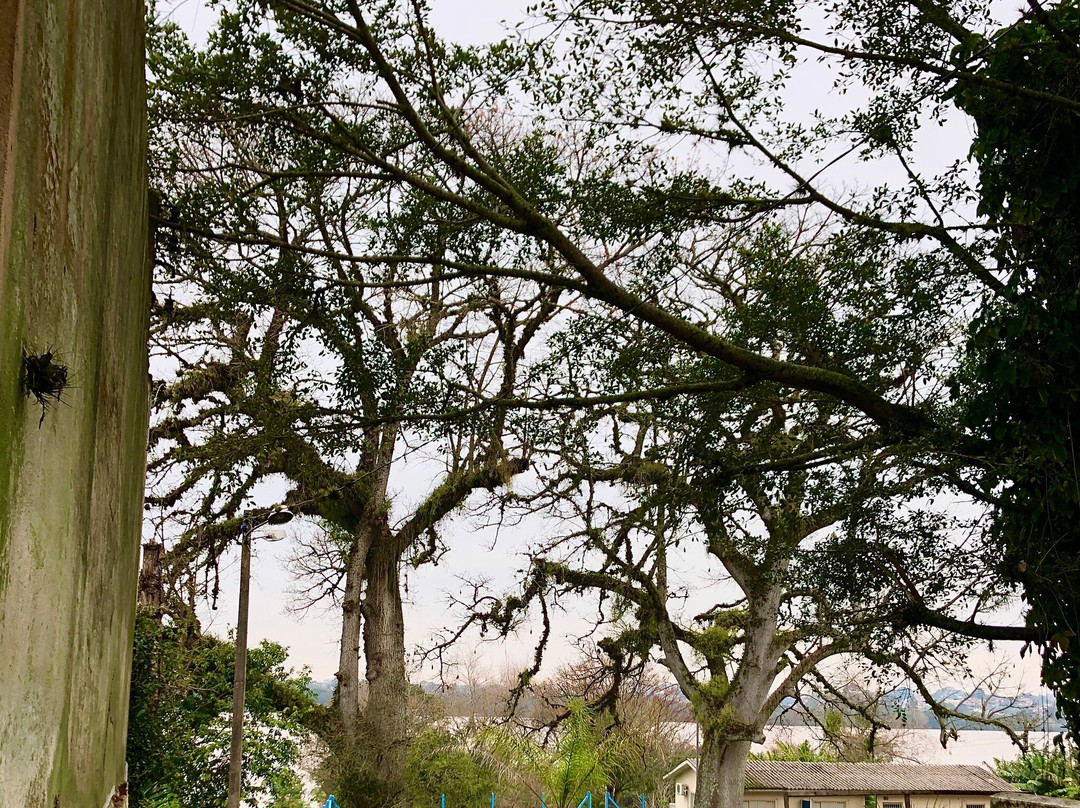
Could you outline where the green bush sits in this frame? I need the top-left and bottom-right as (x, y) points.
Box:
(407, 730), (498, 808)
(994, 746), (1080, 799)
(127, 612), (322, 807)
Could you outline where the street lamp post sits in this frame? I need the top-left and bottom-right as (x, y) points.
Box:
(227, 507), (294, 808)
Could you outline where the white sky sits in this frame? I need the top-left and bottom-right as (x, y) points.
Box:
(157, 0), (1048, 703)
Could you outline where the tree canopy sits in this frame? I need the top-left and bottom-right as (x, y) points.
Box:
(142, 0), (1080, 804)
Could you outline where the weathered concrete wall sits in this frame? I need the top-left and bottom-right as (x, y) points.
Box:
(994, 793), (1080, 808)
(0, 0), (149, 804)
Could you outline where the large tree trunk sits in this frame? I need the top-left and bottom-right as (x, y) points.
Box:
(137, 541), (165, 616)
(695, 582), (785, 808)
(335, 526), (372, 727)
(360, 536), (408, 803)
(337, 429), (395, 728)
(696, 734), (753, 808)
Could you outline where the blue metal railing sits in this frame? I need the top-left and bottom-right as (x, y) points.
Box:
(436, 790), (648, 808)
(327, 787), (650, 808)
(604, 792), (648, 808)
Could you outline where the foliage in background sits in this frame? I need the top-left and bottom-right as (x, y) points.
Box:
(542, 701), (610, 808)
(127, 612), (322, 808)
(748, 707), (903, 763)
(406, 730), (498, 808)
(527, 662), (692, 804)
(474, 701), (609, 808)
(467, 691), (684, 808)
(311, 669), (687, 808)
(994, 746), (1080, 799)
(953, 0), (1080, 734)
(817, 709), (898, 763)
(751, 741), (839, 763)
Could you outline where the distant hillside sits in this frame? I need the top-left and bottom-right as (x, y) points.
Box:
(770, 687), (1065, 732)
(309, 678), (336, 706)
(310, 675), (1065, 733)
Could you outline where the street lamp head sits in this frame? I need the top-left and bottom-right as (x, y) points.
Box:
(265, 508), (295, 525)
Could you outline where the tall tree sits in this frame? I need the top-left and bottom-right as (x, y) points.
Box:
(146, 9), (559, 799)
(205, 0), (1076, 729)
(508, 0), (1080, 728)
(145, 0), (1078, 803)
(453, 222), (1026, 808)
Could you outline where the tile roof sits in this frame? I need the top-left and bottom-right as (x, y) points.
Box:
(742, 761), (1020, 794)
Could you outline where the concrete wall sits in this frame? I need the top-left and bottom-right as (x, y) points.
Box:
(0, 0), (149, 804)
(672, 766), (698, 808)
(743, 790), (788, 808)
(883, 794), (993, 808)
(993, 794), (1080, 808)
(667, 772), (1006, 808)
(737, 795), (995, 808)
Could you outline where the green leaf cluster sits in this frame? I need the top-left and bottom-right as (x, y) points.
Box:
(406, 730), (499, 808)
(127, 612), (322, 807)
(994, 746), (1080, 799)
(953, 0), (1080, 734)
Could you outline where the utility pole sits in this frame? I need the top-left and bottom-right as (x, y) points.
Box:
(227, 508), (293, 808)
(227, 526), (253, 808)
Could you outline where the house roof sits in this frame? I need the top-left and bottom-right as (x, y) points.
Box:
(665, 760), (1019, 795)
(745, 761), (1019, 794)
(664, 759), (698, 780)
